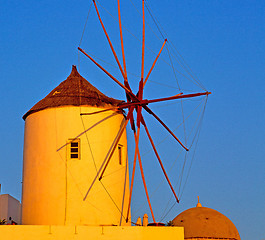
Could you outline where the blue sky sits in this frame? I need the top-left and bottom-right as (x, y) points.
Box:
(1, 0), (265, 239)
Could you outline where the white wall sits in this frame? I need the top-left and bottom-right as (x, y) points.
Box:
(0, 194), (21, 224)
(0, 225), (184, 240)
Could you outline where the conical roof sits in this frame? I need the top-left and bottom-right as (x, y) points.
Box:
(23, 66), (122, 120)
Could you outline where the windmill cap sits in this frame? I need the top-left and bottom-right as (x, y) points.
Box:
(23, 66), (123, 120)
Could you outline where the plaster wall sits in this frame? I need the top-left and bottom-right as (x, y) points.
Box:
(22, 106), (130, 226)
(0, 226), (184, 240)
(0, 194), (21, 224)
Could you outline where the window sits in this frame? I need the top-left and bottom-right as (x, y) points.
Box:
(69, 139), (80, 159)
(118, 144), (123, 165)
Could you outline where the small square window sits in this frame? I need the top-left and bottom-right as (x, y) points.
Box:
(68, 139), (80, 159)
(71, 148), (78, 153)
(71, 142), (78, 148)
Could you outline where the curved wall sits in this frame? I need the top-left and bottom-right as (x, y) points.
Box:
(22, 106), (130, 226)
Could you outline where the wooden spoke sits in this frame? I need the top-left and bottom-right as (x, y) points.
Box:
(141, 117), (180, 203)
(126, 126), (140, 222)
(98, 107), (134, 181)
(93, 0), (125, 79)
(83, 116), (127, 201)
(136, 80), (144, 128)
(117, 92), (211, 110)
(118, 0), (133, 101)
(143, 104), (189, 151)
(136, 140), (156, 223)
(144, 39), (167, 87)
(129, 107), (136, 133)
(117, 93), (184, 110)
(145, 91), (211, 104)
(78, 47), (133, 95)
(118, 0), (128, 84)
(80, 107), (119, 116)
(136, 105), (143, 129)
(78, 48), (145, 107)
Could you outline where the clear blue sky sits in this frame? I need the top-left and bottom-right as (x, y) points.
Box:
(1, 0), (265, 239)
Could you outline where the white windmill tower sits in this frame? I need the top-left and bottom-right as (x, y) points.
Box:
(22, 65), (131, 226)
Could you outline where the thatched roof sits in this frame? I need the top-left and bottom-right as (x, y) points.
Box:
(23, 66), (123, 120)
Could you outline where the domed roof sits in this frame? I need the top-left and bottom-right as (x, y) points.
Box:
(172, 201), (240, 240)
(23, 66), (122, 120)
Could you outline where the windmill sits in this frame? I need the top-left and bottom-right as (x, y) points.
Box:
(78, 0), (211, 225)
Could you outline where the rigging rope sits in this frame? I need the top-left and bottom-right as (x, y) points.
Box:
(100, 181), (128, 222)
(57, 146), (103, 211)
(166, 42), (188, 170)
(133, 97), (206, 217)
(159, 97), (208, 221)
(79, 1), (93, 47)
(179, 98), (207, 199)
(129, 0), (163, 43)
(145, 1), (207, 91)
(78, 1), (93, 71)
(167, 40), (207, 91)
(177, 96), (207, 195)
(132, 150), (183, 217)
